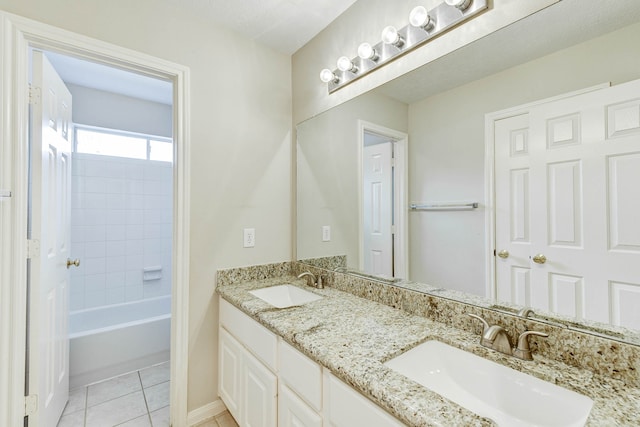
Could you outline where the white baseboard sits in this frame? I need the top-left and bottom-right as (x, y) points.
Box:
(187, 399), (227, 426)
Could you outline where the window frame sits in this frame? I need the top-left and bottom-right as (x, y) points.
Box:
(73, 124), (173, 162)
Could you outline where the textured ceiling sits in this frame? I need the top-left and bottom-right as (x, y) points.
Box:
(164, 0), (359, 54)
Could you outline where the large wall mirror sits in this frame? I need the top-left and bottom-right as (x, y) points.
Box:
(296, 0), (640, 345)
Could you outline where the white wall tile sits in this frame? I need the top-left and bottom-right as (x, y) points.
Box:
(106, 240), (126, 257)
(69, 291), (85, 311)
(84, 274), (106, 293)
(83, 257), (106, 275)
(127, 210), (144, 225)
(126, 225), (144, 240)
(143, 209), (162, 224)
(106, 287), (126, 305)
(144, 238), (162, 255)
(106, 271), (126, 289)
(85, 289), (107, 308)
(106, 224), (126, 241)
(71, 155), (172, 311)
(106, 255), (126, 272)
(126, 240), (145, 256)
(143, 224), (162, 239)
(125, 270), (143, 286)
(106, 178), (126, 194)
(107, 193), (127, 210)
(106, 209), (127, 225)
(125, 285), (144, 302)
(126, 180), (145, 195)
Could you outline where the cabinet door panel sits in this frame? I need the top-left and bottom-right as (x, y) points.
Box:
(279, 340), (322, 411)
(243, 350), (277, 427)
(324, 371), (404, 427)
(279, 384), (322, 427)
(219, 327), (242, 421)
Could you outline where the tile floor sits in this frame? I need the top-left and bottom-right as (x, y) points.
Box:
(56, 361), (238, 427)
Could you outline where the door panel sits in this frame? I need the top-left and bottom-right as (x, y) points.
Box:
(363, 142), (393, 277)
(29, 50), (72, 427)
(495, 79), (640, 329)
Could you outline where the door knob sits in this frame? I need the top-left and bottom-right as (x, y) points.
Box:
(497, 250), (509, 259)
(532, 254), (546, 264)
(66, 258), (80, 269)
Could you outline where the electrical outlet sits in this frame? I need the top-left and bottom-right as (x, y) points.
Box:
(243, 228), (255, 248)
(322, 225), (331, 242)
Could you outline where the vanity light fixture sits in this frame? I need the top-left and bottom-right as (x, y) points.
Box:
(319, 68), (339, 83)
(357, 42), (379, 61)
(445, 0), (473, 10)
(337, 56), (358, 73)
(409, 6), (435, 31)
(381, 26), (405, 48)
(319, 0), (487, 92)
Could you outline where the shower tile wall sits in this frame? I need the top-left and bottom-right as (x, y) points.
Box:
(70, 153), (172, 311)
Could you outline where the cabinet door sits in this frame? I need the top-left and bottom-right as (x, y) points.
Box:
(243, 350), (277, 427)
(323, 371), (405, 427)
(279, 384), (323, 427)
(219, 328), (243, 421)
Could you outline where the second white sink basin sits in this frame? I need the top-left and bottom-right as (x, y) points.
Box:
(249, 284), (323, 308)
(384, 340), (593, 427)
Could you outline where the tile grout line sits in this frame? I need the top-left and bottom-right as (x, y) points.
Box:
(83, 387), (89, 427)
(139, 370), (154, 426)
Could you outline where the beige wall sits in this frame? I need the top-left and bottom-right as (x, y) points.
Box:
(297, 92), (407, 264)
(292, 0), (557, 125)
(408, 21), (640, 293)
(0, 0), (292, 412)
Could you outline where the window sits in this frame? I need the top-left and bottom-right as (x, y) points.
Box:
(74, 126), (173, 162)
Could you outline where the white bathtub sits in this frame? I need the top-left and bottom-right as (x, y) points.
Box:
(69, 295), (171, 388)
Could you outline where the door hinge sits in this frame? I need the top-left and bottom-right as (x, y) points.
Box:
(24, 394), (37, 417)
(28, 84), (41, 105)
(26, 239), (40, 259)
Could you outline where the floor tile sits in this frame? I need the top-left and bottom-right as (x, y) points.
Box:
(87, 371), (142, 407)
(85, 390), (147, 427)
(117, 414), (152, 426)
(140, 362), (170, 388)
(57, 410), (85, 427)
(149, 405), (170, 427)
(62, 387), (87, 416)
(144, 381), (170, 412)
(215, 412), (239, 427)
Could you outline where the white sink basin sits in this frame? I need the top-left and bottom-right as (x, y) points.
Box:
(249, 284), (323, 308)
(384, 340), (593, 427)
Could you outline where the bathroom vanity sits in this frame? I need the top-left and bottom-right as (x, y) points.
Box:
(216, 263), (640, 427)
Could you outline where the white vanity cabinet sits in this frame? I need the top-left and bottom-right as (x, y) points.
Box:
(323, 371), (404, 427)
(218, 298), (405, 427)
(219, 299), (278, 427)
(278, 340), (323, 427)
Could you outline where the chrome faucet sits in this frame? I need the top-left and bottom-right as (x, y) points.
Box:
(517, 307), (536, 318)
(468, 313), (548, 361)
(297, 272), (324, 289)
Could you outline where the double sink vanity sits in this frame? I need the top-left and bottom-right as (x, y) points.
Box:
(216, 262), (640, 426)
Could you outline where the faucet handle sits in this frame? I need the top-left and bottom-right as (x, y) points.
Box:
(467, 313), (490, 333)
(514, 330), (549, 360)
(517, 307), (535, 318)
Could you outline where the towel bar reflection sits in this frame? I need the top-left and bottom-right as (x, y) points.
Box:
(410, 202), (479, 210)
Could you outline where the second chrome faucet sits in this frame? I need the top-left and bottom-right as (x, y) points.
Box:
(468, 313), (548, 361)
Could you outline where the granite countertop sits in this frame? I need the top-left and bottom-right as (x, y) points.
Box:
(216, 276), (640, 427)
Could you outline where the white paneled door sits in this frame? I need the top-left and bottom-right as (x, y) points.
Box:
(495, 80), (640, 329)
(363, 142), (393, 277)
(29, 51), (73, 426)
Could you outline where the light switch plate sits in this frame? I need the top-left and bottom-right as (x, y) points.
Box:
(243, 228), (255, 248)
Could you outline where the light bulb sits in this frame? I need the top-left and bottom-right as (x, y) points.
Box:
(381, 26), (404, 47)
(409, 6), (434, 30)
(319, 68), (338, 83)
(445, 0), (472, 10)
(337, 56), (358, 73)
(357, 43), (379, 61)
